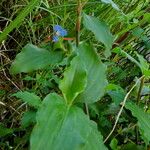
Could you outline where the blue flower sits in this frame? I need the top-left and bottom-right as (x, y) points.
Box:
(52, 25), (67, 42)
(52, 36), (59, 42)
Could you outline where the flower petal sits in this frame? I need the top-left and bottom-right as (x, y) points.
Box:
(53, 25), (63, 32)
(60, 29), (67, 37)
(52, 36), (59, 42)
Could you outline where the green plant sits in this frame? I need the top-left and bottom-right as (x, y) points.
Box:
(0, 0), (150, 149)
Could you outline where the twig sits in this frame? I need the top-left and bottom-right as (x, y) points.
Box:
(0, 101), (6, 106)
(75, 0), (89, 116)
(137, 76), (145, 105)
(76, 0), (82, 47)
(104, 75), (144, 143)
(85, 103), (89, 118)
(2, 69), (21, 91)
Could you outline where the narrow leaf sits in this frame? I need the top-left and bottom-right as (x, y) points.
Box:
(136, 53), (150, 76)
(113, 47), (150, 76)
(75, 43), (108, 103)
(12, 91), (41, 108)
(10, 44), (64, 74)
(30, 93), (108, 150)
(0, 124), (13, 137)
(100, 0), (120, 11)
(83, 13), (113, 57)
(0, 0), (40, 43)
(59, 56), (87, 103)
(126, 102), (150, 144)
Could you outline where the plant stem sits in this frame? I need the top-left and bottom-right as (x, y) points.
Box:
(135, 76), (145, 144)
(137, 76), (145, 105)
(76, 0), (82, 47)
(104, 75), (144, 143)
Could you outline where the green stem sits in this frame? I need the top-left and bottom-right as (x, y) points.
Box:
(137, 76), (145, 105)
(135, 76), (145, 144)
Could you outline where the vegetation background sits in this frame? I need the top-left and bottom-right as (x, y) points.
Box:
(0, 0), (150, 149)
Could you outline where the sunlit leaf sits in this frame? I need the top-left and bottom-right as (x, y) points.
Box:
(144, 13), (150, 23)
(30, 93), (108, 150)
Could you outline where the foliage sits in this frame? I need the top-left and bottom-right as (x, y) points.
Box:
(10, 44), (64, 74)
(125, 102), (150, 145)
(0, 0), (150, 149)
(30, 93), (107, 150)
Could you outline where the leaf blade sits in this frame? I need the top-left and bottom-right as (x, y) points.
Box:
(59, 56), (87, 103)
(30, 93), (108, 150)
(75, 43), (108, 103)
(12, 91), (41, 108)
(125, 102), (150, 144)
(83, 13), (113, 57)
(10, 44), (64, 74)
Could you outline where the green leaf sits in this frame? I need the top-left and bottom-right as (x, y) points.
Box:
(109, 138), (120, 150)
(0, 124), (13, 137)
(136, 53), (150, 76)
(83, 13), (113, 57)
(75, 43), (108, 103)
(121, 143), (145, 150)
(125, 102), (150, 144)
(0, 0), (40, 43)
(12, 91), (41, 108)
(144, 13), (150, 23)
(132, 27), (144, 38)
(113, 47), (150, 76)
(121, 50), (140, 68)
(0, 90), (6, 96)
(21, 110), (36, 128)
(100, 0), (120, 11)
(30, 93), (108, 150)
(106, 84), (126, 105)
(59, 56), (87, 104)
(10, 44), (64, 74)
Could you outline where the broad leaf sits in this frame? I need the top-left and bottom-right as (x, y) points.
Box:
(75, 43), (107, 103)
(126, 102), (150, 144)
(10, 44), (64, 74)
(106, 84), (126, 105)
(12, 91), (41, 108)
(30, 93), (108, 150)
(83, 13), (113, 57)
(59, 56), (87, 104)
